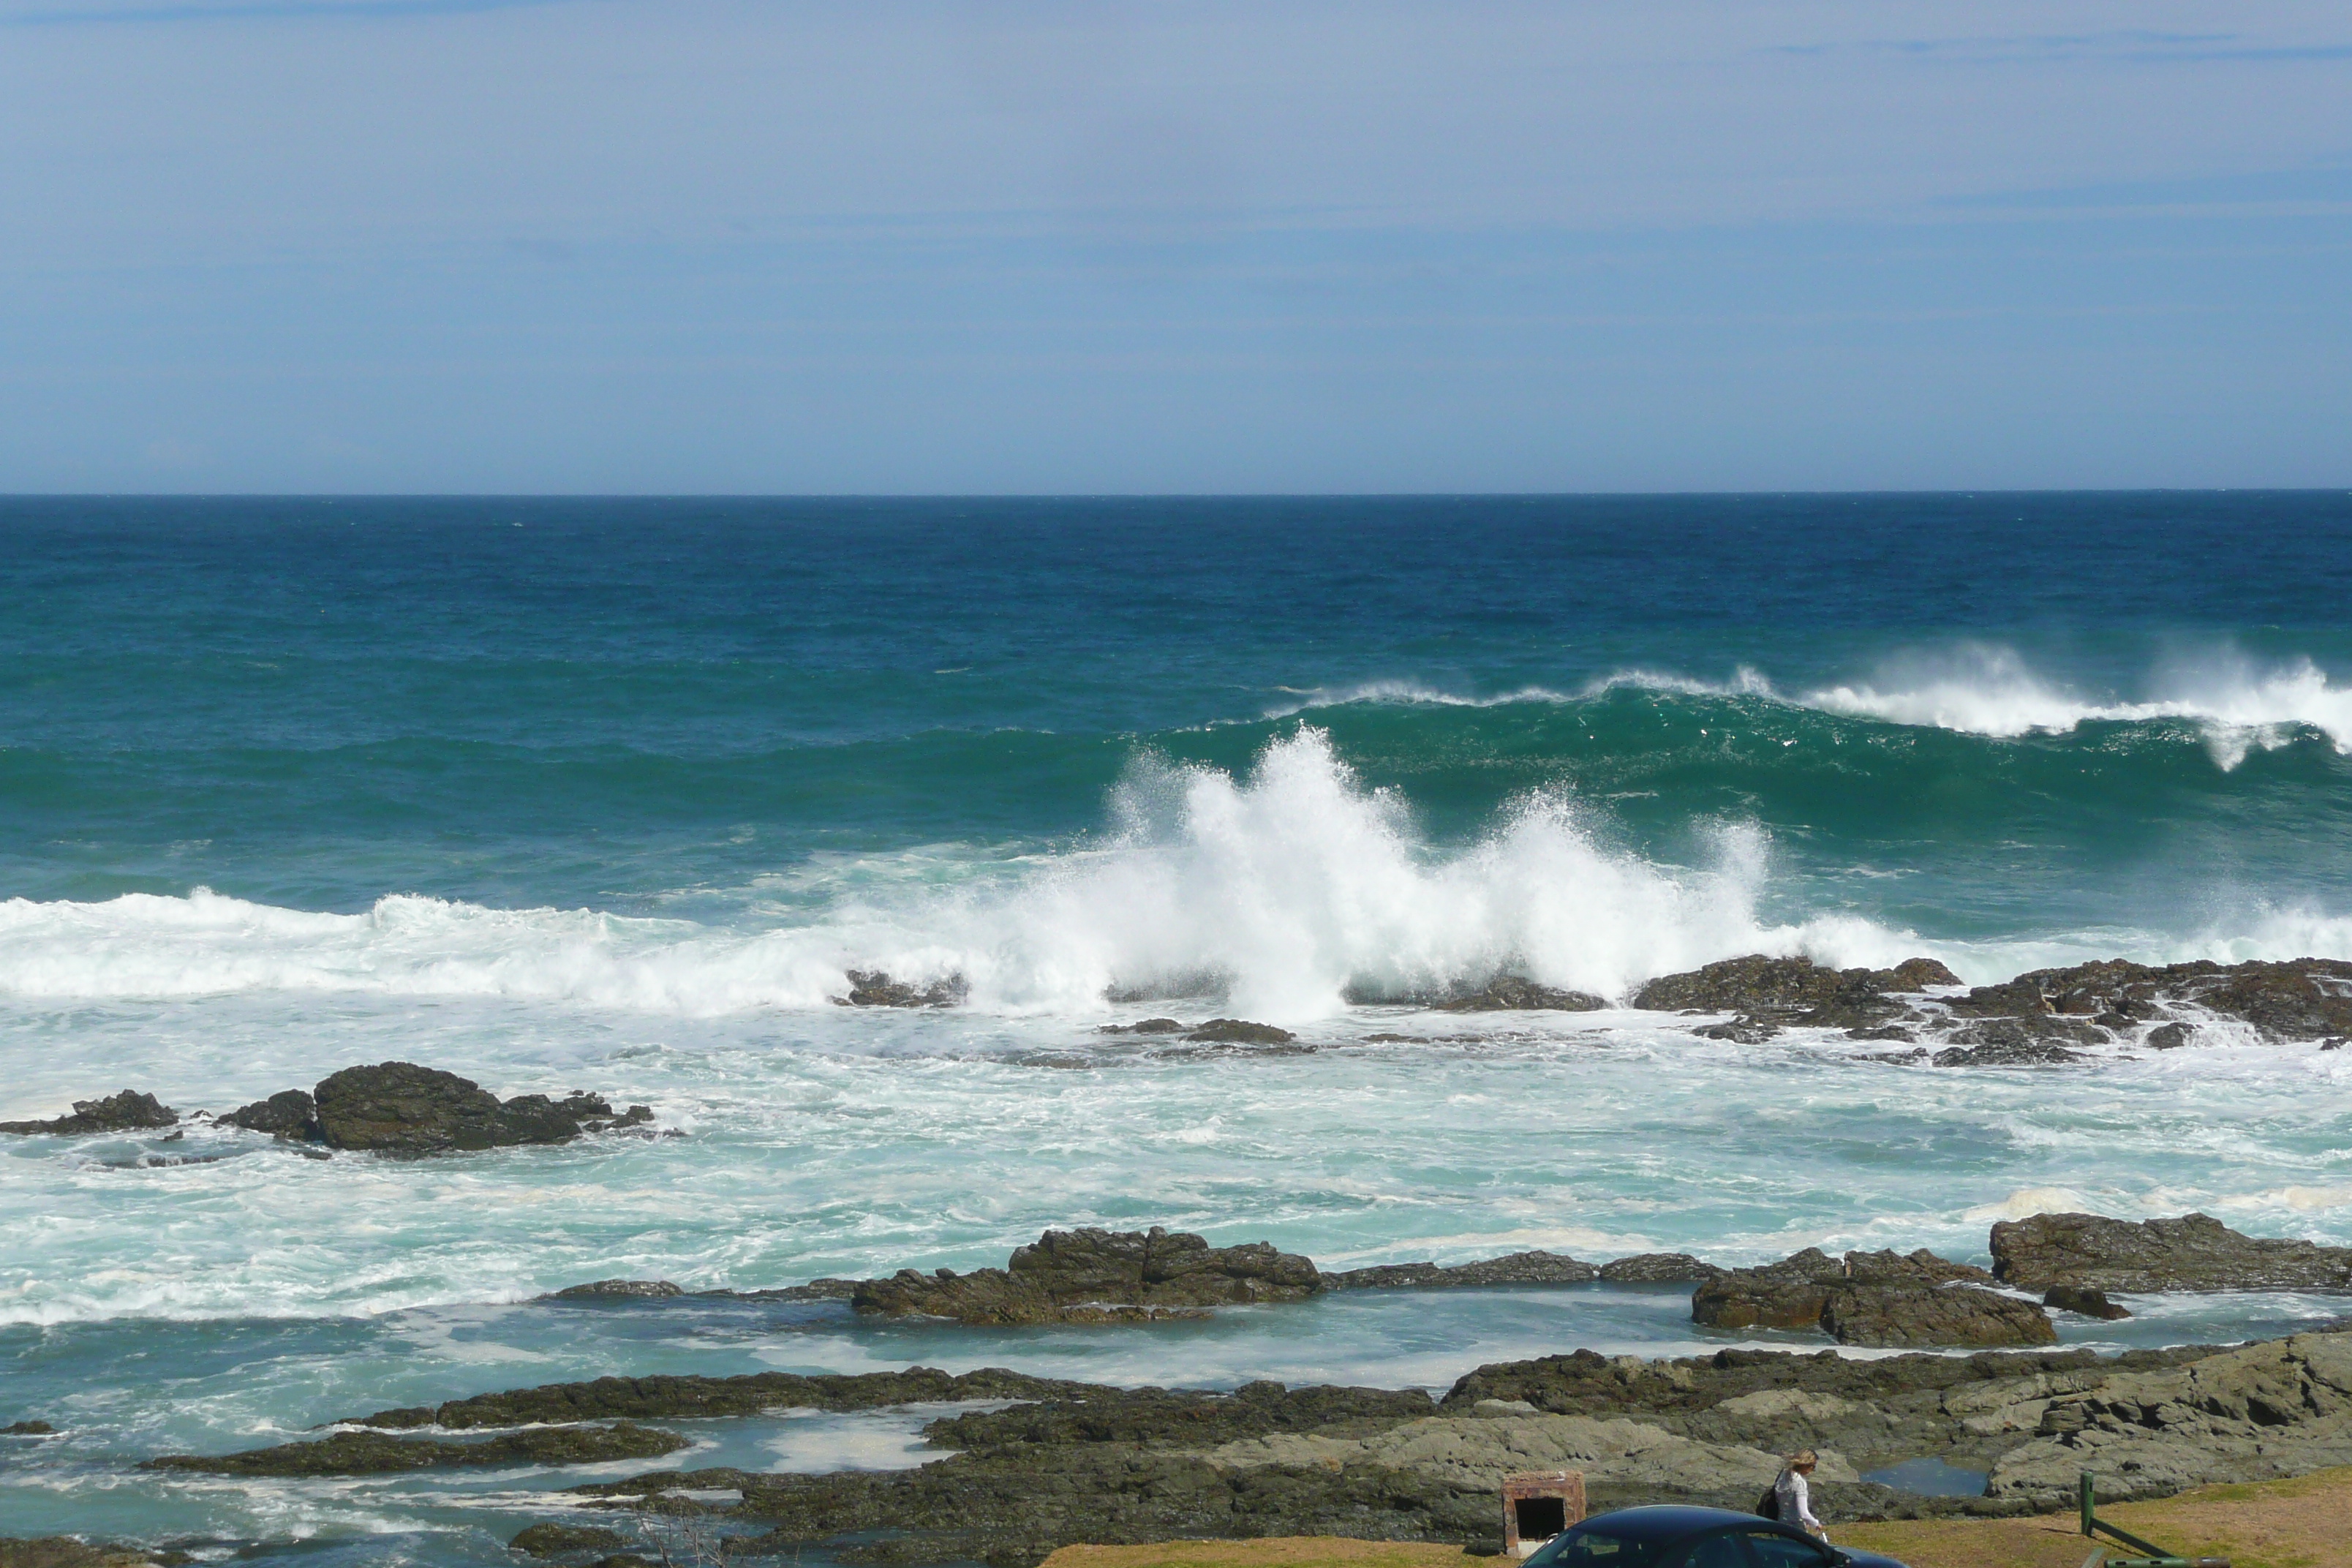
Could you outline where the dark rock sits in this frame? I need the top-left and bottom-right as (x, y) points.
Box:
(0, 1090), (178, 1137)
(1818, 1284), (2056, 1349)
(309, 1063), (637, 1155)
(2043, 1284), (2131, 1320)
(1946, 957), (2352, 1041)
(1843, 1248), (1997, 1286)
(736, 1277), (863, 1302)
(220, 1090), (319, 1139)
(1637, 955), (1957, 1021)
(548, 1279), (685, 1301)
(1857, 1048), (1929, 1064)
(1430, 975), (1606, 1012)
(350, 1366), (1106, 1431)
(1693, 1018), (1779, 1044)
(1319, 1251), (1596, 1290)
(834, 970), (968, 1008)
(1, 1421), (56, 1436)
(2144, 1021), (2194, 1049)
(510, 1523), (629, 1558)
(1695, 1248), (2046, 1346)
(1098, 1019), (1188, 1035)
(144, 1421), (687, 1477)
(1184, 1019), (1295, 1044)
(1599, 1253), (1723, 1283)
(923, 1379), (1439, 1451)
(853, 1226), (1320, 1325)
(0, 1540), (163, 1568)
(1991, 1210), (2352, 1292)
(1930, 1027), (2090, 1066)
(1691, 1248), (1848, 1331)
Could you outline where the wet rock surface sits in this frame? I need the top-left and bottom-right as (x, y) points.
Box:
(2043, 1284), (2132, 1319)
(352, 1367), (1106, 1429)
(145, 1422), (687, 1476)
(1993, 1210), (2352, 1292)
(1428, 975), (1607, 1012)
(0, 1091), (178, 1136)
(219, 1089), (319, 1138)
(547, 1278), (686, 1301)
(1181, 1019), (1297, 1045)
(853, 1227), (1322, 1325)
(1632, 952), (2352, 1060)
(310, 1062), (650, 1155)
(1320, 1251), (1597, 1290)
(511, 1523), (631, 1558)
(0, 1541), (168, 1568)
(1600, 1253), (1725, 1282)
(835, 970), (968, 1008)
(1693, 1248), (2053, 1347)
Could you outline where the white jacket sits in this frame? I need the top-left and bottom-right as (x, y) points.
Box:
(1775, 1469), (1824, 1534)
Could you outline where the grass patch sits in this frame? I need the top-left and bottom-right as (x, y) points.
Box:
(1039, 1467), (2352, 1568)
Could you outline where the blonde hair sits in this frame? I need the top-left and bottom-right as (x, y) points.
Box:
(1784, 1450), (1817, 1472)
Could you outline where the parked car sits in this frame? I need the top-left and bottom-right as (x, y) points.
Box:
(1525, 1505), (1911, 1568)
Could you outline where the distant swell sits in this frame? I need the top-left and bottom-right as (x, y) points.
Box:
(4, 728), (2352, 1023)
(1282, 648), (2352, 770)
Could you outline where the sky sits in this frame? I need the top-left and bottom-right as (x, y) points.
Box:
(1, 1), (2348, 493)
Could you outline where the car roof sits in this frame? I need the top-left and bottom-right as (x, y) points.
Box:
(1572, 1505), (1780, 1541)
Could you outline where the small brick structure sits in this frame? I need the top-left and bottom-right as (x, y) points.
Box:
(1502, 1469), (1586, 1556)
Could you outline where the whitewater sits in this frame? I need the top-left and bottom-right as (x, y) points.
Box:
(5, 493), (2352, 1556)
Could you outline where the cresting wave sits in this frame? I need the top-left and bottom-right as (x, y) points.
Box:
(1281, 648), (2352, 769)
(4, 729), (2352, 1023)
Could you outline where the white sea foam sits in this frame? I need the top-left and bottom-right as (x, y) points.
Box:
(1286, 648), (2352, 770)
(0, 730), (1893, 1021)
(2, 726), (2351, 1022)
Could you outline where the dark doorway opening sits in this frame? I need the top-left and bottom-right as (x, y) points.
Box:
(1514, 1497), (1567, 1541)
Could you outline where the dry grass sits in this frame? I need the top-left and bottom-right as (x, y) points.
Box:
(1038, 1467), (2352, 1568)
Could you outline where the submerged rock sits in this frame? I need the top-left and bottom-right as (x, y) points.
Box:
(1183, 1019), (1295, 1044)
(1992, 1210), (2352, 1292)
(2, 1421), (56, 1436)
(351, 1367), (1104, 1431)
(546, 1279), (685, 1301)
(144, 1422), (687, 1477)
(853, 1226), (1321, 1325)
(510, 1523), (630, 1559)
(2043, 1284), (2132, 1320)
(1097, 1018), (1188, 1035)
(0, 1091), (178, 1137)
(834, 970), (968, 1008)
(1430, 975), (1607, 1012)
(308, 1063), (648, 1156)
(1320, 1251), (1597, 1290)
(1599, 1253), (1725, 1283)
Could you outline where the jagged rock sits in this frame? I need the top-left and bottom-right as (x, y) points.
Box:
(924, 1380), (1439, 1450)
(1929, 1019), (2094, 1066)
(1694, 1018), (1780, 1044)
(0, 1542), (166, 1568)
(0, 1091), (178, 1136)
(1185, 1019), (1295, 1044)
(1431, 976), (1606, 1012)
(1819, 1284), (2055, 1349)
(1319, 1251), (1597, 1290)
(220, 1090), (319, 1139)
(353, 1367), (1103, 1431)
(1600, 1254), (1724, 1283)
(511, 1523), (630, 1558)
(2145, 1021), (2195, 1049)
(1695, 1249), (2050, 1346)
(2043, 1284), (2131, 1320)
(547, 1279), (684, 1301)
(1991, 1211), (2352, 1292)
(2, 1421), (56, 1436)
(834, 970), (968, 1008)
(144, 1422), (687, 1476)
(1692, 1248), (1850, 1330)
(1635, 954), (1959, 1032)
(853, 1226), (1320, 1324)
(1985, 1330), (2352, 1501)
(1098, 1019), (1188, 1035)
(308, 1063), (645, 1155)
(1948, 957), (2352, 1041)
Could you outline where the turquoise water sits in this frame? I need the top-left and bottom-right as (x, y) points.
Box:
(4, 494), (2352, 1551)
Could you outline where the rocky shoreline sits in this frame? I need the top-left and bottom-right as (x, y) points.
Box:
(840, 951), (2352, 1064)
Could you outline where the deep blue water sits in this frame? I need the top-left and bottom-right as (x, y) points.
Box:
(5, 493), (2352, 1557)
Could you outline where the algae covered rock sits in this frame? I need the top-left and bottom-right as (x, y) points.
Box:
(0, 1091), (178, 1137)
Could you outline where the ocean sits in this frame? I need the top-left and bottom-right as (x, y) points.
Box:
(4, 492), (2352, 1556)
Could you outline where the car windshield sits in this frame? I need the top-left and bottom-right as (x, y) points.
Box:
(1537, 1528), (1666, 1568)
